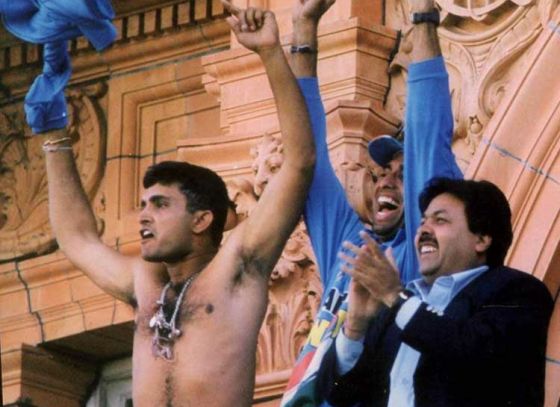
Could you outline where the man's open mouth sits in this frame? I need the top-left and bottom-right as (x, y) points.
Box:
(376, 195), (400, 213)
(418, 235), (438, 255)
(373, 195), (403, 229)
(140, 229), (155, 240)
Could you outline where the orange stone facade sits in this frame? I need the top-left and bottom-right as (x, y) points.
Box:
(0, 0), (558, 405)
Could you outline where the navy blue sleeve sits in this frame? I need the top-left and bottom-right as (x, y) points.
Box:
(401, 273), (552, 367)
(317, 307), (400, 406)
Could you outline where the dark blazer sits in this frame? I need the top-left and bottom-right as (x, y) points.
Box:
(316, 266), (553, 407)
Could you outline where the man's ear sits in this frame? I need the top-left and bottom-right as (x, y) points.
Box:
(475, 234), (492, 256)
(191, 210), (214, 235)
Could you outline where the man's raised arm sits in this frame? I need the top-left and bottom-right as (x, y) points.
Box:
(221, 1), (315, 274)
(400, 0), (463, 282)
(408, 0), (441, 61)
(39, 44), (138, 304)
(290, 0), (335, 78)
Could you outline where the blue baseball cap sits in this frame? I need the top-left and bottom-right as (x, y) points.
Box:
(1, 0), (116, 51)
(367, 135), (403, 167)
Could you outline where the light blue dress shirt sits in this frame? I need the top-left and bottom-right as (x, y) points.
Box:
(336, 266), (489, 406)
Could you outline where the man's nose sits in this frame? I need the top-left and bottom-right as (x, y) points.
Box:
(138, 206), (151, 223)
(378, 172), (398, 189)
(416, 223), (434, 241)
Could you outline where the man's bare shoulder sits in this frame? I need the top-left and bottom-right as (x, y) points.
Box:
(129, 258), (168, 308)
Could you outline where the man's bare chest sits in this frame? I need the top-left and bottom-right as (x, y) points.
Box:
(134, 278), (230, 357)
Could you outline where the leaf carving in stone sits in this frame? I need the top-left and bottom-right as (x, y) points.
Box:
(250, 132), (284, 198)
(256, 230), (321, 374)
(436, 0), (534, 21)
(224, 178), (258, 230)
(478, 6), (541, 116)
(269, 223), (317, 285)
(435, 3), (542, 167)
(0, 86), (106, 261)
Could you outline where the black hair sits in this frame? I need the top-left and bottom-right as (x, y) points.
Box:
(143, 161), (230, 247)
(418, 177), (513, 268)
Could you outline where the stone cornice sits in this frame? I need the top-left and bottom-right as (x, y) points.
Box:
(0, 1), (228, 100)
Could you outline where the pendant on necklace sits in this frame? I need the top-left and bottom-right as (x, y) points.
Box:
(149, 310), (167, 330)
(152, 334), (174, 360)
(150, 311), (183, 361)
(149, 273), (200, 361)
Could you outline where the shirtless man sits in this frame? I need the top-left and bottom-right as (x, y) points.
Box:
(38, 2), (314, 406)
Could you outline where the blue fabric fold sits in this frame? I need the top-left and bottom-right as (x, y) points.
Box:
(24, 41), (71, 133)
(0, 0), (116, 51)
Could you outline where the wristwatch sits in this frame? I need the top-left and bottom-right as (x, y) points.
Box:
(410, 9), (440, 26)
(391, 289), (414, 311)
(290, 44), (318, 54)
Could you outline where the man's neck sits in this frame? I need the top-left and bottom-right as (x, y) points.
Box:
(375, 228), (398, 244)
(373, 218), (404, 243)
(164, 250), (216, 285)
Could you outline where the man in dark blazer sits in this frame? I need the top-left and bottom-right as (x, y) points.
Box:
(317, 177), (553, 407)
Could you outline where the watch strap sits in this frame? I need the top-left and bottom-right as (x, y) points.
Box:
(411, 9), (440, 26)
(290, 44), (318, 54)
(391, 289), (415, 311)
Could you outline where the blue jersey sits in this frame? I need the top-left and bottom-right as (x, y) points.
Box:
(281, 57), (463, 406)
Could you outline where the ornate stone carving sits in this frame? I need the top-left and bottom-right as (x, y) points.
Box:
(257, 221), (322, 374)
(385, 0), (558, 171)
(250, 132), (284, 197)
(0, 84), (106, 261)
(224, 178), (257, 230)
(437, 0), (533, 21)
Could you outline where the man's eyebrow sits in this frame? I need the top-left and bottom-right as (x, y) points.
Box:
(140, 195), (171, 205)
(149, 195), (169, 202)
(426, 208), (449, 217)
(382, 162), (403, 171)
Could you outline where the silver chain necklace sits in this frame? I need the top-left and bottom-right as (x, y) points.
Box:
(149, 272), (199, 360)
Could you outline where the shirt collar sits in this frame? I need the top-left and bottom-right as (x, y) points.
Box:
(408, 265), (489, 305)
